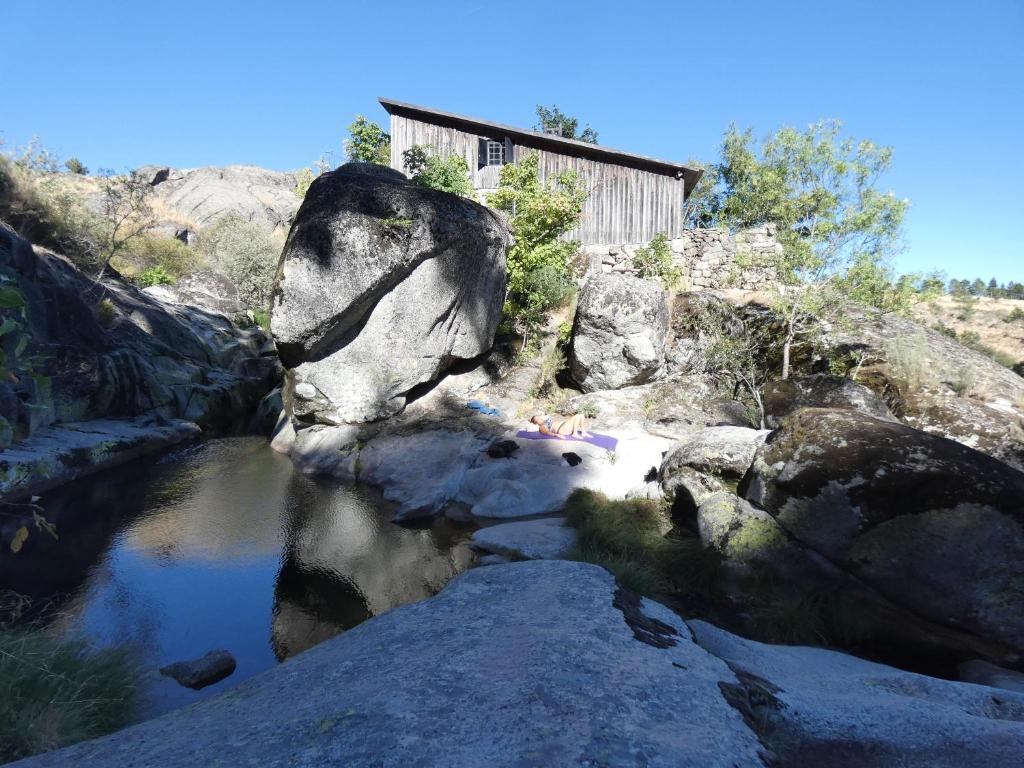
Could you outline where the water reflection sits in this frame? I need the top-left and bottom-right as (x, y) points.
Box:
(0, 437), (473, 717)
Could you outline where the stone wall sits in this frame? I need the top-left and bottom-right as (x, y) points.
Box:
(582, 224), (782, 291)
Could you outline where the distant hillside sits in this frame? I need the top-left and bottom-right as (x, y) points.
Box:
(914, 295), (1024, 371)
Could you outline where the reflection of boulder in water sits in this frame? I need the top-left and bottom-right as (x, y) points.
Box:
(271, 555), (372, 661)
(270, 474), (474, 660)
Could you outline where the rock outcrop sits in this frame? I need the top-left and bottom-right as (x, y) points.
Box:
(136, 164), (301, 231)
(21, 562), (1024, 768)
(0, 224), (278, 498)
(271, 163), (509, 423)
(569, 273), (668, 392)
(740, 407), (1024, 657)
(143, 271), (245, 316)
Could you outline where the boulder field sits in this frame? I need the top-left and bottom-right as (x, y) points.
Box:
(17, 561), (1024, 768)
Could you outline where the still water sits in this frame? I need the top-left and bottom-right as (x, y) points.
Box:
(0, 437), (474, 717)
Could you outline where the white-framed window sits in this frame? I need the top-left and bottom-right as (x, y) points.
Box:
(485, 139), (504, 166)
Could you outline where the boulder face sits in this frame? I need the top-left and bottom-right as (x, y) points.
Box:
(569, 273), (668, 392)
(659, 426), (769, 510)
(740, 407), (1024, 655)
(143, 270), (245, 316)
(762, 374), (894, 428)
(271, 163), (509, 423)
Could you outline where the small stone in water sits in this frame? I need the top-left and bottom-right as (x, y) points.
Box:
(160, 650), (237, 690)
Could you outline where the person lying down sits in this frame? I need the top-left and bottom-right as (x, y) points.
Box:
(529, 413), (592, 439)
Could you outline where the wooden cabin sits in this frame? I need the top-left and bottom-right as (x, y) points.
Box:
(379, 98), (702, 246)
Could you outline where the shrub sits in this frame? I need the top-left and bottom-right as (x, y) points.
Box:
(0, 628), (140, 762)
(950, 365), (977, 397)
(0, 155), (104, 270)
(112, 234), (197, 281)
(563, 489), (722, 598)
(488, 153), (587, 349)
(294, 167), (315, 198)
(136, 266), (174, 287)
(885, 333), (931, 392)
(401, 145), (475, 198)
(97, 299), (116, 327)
(632, 233), (681, 288)
(64, 157), (88, 175)
(199, 214), (283, 311)
(1004, 307), (1024, 324)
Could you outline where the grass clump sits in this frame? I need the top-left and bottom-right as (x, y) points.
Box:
(563, 489), (722, 598)
(748, 582), (870, 647)
(0, 597), (140, 763)
(885, 333), (932, 392)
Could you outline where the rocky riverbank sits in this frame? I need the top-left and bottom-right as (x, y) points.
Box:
(17, 561), (1024, 768)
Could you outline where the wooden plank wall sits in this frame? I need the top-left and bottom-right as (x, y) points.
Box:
(389, 114), (684, 244)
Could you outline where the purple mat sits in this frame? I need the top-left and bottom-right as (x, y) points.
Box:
(515, 430), (619, 452)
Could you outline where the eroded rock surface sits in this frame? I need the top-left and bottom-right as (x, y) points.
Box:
(271, 163), (509, 423)
(762, 374), (894, 428)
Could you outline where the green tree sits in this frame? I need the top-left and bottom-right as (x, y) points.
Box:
(199, 214), (283, 311)
(64, 157), (88, 175)
(344, 116), (390, 164)
(713, 120), (910, 379)
(534, 105), (598, 144)
(488, 152), (587, 350)
(401, 145), (475, 198)
(96, 170), (156, 280)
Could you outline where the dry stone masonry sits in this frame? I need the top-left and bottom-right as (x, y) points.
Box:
(582, 224), (782, 291)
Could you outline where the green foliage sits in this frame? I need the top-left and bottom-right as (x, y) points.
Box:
(563, 489), (723, 598)
(64, 157), (88, 175)
(251, 308), (270, 331)
(401, 145), (475, 198)
(199, 214), (283, 311)
(135, 266), (174, 287)
(1004, 307), (1024, 324)
(112, 234), (197, 282)
(488, 153), (586, 343)
(706, 120), (910, 378)
(344, 115), (390, 165)
(294, 167), (315, 198)
(632, 233), (681, 288)
(534, 105), (598, 144)
(0, 625), (139, 762)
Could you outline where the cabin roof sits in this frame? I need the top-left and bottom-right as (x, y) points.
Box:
(379, 97), (703, 198)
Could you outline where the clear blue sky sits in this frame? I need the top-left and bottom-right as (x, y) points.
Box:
(2, 0), (1021, 282)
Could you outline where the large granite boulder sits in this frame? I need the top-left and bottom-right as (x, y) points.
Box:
(21, 561), (1024, 768)
(740, 407), (1024, 657)
(0, 225), (276, 458)
(271, 163), (509, 423)
(569, 273), (668, 392)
